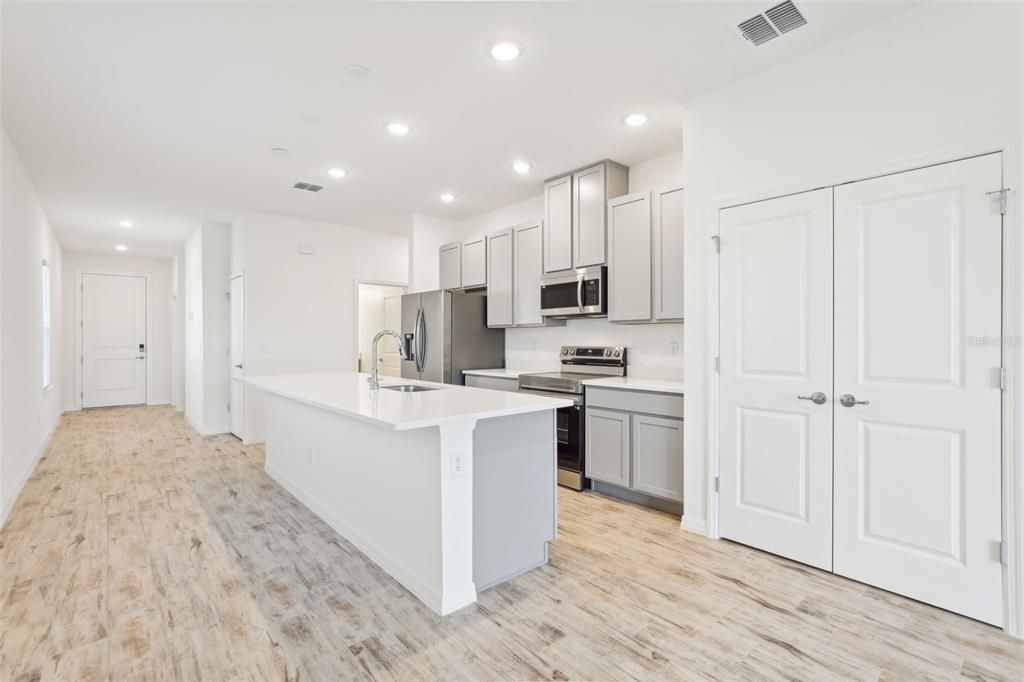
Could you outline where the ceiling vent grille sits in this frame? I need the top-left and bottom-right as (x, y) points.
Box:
(765, 1), (808, 34)
(293, 182), (325, 192)
(738, 1), (808, 46)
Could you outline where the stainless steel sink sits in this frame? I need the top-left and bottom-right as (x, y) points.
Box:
(381, 384), (439, 393)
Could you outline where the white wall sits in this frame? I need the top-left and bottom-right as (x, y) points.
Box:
(184, 228), (204, 428)
(1, 129), (64, 525)
(680, 2), (1024, 533)
(408, 213), (462, 293)
(232, 212), (408, 441)
(61, 251), (173, 411)
(171, 249), (185, 411)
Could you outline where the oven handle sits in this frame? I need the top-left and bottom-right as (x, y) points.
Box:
(577, 274), (584, 312)
(517, 387), (582, 406)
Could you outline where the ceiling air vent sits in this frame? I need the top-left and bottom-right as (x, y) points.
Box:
(293, 182), (325, 192)
(738, 1), (808, 46)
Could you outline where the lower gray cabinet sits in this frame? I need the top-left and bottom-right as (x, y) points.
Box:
(585, 408), (630, 487)
(631, 414), (683, 502)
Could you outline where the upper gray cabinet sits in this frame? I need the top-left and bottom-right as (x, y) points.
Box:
(543, 176), (573, 273)
(653, 186), (684, 321)
(485, 228), (513, 327)
(461, 236), (487, 289)
(608, 191), (653, 323)
(439, 241), (462, 290)
(486, 221), (566, 329)
(543, 161), (629, 273)
(606, 185), (684, 324)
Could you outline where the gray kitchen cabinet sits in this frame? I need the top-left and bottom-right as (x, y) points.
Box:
(607, 191), (653, 322)
(486, 228), (513, 327)
(544, 161), (629, 273)
(573, 161), (630, 269)
(461, 236), (487, 289)
(631, 413), (684, 502)
(585, 407), (630, 487)
(653, 186), (684, 321)
(543, 175), (573, 273)
(439, 241), (462, 290)
(465, 374), (518, 392)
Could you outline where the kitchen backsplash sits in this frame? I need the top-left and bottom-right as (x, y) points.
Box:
(505, 319), (684, 380)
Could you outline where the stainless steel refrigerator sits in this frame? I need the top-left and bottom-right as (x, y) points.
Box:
(401, 290), (505, 384)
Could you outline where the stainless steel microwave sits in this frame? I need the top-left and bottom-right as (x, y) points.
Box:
(540, 266), (607, 318)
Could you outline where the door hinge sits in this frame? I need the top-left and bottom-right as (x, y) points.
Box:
(1000, 367), (1008, 391)
(80, 320), (83, 328)
(1000, 540), (1008, 566)
(714, 356), (720, 373)
(710, 235), (720, 254)
(226, 403), (231, 413)
(713, 476), (720, 493)
(987, 188), (1010, 215)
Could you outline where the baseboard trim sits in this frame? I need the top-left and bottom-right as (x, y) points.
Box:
(1, 413), (61, 530)
(682, 514), (708, 536)
(265, 462), (444, 614)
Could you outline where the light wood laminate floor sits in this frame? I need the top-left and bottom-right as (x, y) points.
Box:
(1, 406), (1021, 681)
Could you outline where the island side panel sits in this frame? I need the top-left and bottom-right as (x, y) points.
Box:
(261, 393), (445, 612)
(472, 409), (558, 591)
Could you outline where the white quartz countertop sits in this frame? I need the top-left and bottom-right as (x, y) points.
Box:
(462, 368), (544, 379)
(245, 372), (572, 431)
(582, 377), (685, 395)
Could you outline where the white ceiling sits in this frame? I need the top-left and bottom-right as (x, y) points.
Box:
(2, 1), (908, 258)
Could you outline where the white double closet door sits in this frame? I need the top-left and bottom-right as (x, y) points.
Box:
(719, 153), (1004, 625)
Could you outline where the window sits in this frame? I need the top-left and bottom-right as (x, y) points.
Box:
(42, 259), (52, 389)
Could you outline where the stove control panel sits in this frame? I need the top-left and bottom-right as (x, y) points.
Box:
(559, 346), (627, 367)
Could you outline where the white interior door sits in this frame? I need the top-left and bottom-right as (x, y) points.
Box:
(833, 154), (1003, 625)
(82, 273), (147, 408)
(381, 295), (401, 377)
(230, 274), (245, 439)
(719, 188), (834, 571)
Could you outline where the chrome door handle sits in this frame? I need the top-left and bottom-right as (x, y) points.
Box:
(234, 363), (243, 369)
(839, 394), (870, 407)
(136, 356), (146, 360)
(577, 275), (584, 312)
(797, 392), (827, 405)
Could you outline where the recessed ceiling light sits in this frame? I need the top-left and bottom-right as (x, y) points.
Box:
(115, 244), (127, 252)
(491, 41), (521, 62)
(440, 193), (455, 203)
(271, 147), (290, 156)
(118, 219), (134, 228)
(624, 113), (648, 127)
(512, 160), (531, 175)
(387, 122), (411, 137)
(344, 64), (372, 79)
(328, 167), (347, 179)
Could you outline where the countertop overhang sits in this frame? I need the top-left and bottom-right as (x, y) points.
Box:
(245, 372), (572, 431)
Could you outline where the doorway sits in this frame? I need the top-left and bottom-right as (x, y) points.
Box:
(717, 153), (1004, 625)
(80, 272), (148, 408)
(355, 282), (407, 376)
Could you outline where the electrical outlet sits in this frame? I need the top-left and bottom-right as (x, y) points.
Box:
(451, 453), (465, 478)
(670, 341), (679, 355)
(306, 447), (314, 465)
(259, 345), (270, 354)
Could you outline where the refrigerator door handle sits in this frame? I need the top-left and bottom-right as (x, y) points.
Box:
(415, 307), (426, 373)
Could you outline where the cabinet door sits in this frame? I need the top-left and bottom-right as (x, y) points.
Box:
(486, 229), (513, 327)
(585, 408), (630, 487)
(439, 241), (462, 290)
(608, 191), (652, 322)
(573, 164), (607, 267)
(513, 222), (543, 326)
(653, 186), (684, 321)
(631, 414), (683, 502)
(462, 237), (487, 288)
(544, 176), (573, 272)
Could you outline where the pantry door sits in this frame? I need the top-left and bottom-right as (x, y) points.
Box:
(833, 153), (1003, 625)
(718, 188), (834, 571)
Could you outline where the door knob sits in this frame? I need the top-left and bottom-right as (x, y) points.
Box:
(839, 393), (870, 407)
(136, 355), (145, 360)
(797, 391), (827, 405)
(234, 364), (243, 369)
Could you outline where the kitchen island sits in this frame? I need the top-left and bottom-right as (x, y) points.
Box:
(244, 372), (571, 616)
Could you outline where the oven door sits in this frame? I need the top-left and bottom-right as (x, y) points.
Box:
(518, 388), (586, 489)
(540, 267), (606, 317)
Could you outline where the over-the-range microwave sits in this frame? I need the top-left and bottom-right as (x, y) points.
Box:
(540, 266), (607, 318)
